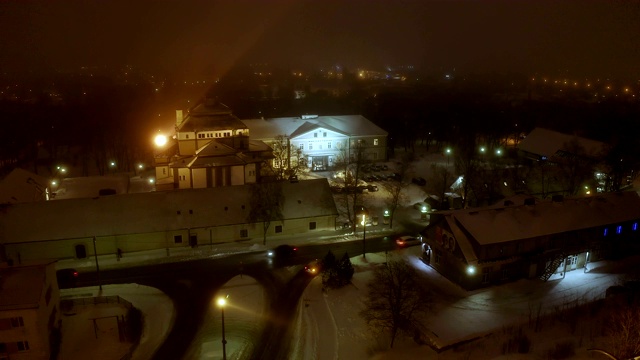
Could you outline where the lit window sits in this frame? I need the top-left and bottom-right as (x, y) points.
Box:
(604, 228), (608, 236)
(374, 139), (379, 146)
(634, 222), (638, 231)
(617, 225), (622, 234)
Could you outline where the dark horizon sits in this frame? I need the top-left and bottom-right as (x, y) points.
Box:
(1, 0), (639, 81)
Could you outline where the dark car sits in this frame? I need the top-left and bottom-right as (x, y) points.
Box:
(412, 177), (426, 186)
(56, 268), (79, 288)
(268, 244), (298, 267)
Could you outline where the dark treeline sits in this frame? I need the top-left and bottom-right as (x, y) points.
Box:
(2, 66), (640, 180)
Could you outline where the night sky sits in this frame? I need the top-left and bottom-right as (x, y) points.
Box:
(1, 0), (638, 79)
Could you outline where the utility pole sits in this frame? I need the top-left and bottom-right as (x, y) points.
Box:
(93, 236), (102, 291)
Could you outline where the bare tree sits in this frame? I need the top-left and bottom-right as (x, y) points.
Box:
(360, 260), (433, 348)
(604, 304), (640, 360)
(382, 153), (413, 229)
(247, 181), (284, 245)
(333, 140), (368, 232)
(265, 134), (307, 181)
(425, 164), (454, 210)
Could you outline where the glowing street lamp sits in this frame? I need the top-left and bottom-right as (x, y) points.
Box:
(445, 148), (452, 165)
(356, 206), (369, 259)
(154, 134), (168, 147)
(217, 296), (229, 360)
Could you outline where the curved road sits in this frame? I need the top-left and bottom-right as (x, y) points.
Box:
(75, 236), (400, 359)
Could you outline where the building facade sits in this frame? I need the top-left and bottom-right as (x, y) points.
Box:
(241, 115), (388, 172)
(0, 179), (338, 263)
(0, 261), (60, 360)
(422, 192), (640, 290)
(154, 99), (274, 191)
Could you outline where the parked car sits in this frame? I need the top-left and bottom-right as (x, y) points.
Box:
(387, 173), (401, 181)
(395, 235), (423, 247)
(367, 184), (378, 192)
(56, 268), (79, 288)
(412, 177), (426, 186)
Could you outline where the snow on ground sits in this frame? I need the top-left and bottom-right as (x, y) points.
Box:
(291, 249), (634, 360)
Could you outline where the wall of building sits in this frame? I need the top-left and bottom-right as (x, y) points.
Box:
(4, 215), (337, 262)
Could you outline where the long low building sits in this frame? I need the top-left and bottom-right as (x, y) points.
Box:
(0, 179), (338, 263)
(422, 191), (640, 290)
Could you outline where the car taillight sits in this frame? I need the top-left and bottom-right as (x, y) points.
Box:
(73, 271), (79, 277)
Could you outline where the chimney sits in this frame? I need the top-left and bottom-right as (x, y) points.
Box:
(176, 110), (184, 127)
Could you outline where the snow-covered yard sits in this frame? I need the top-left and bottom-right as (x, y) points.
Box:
(291, 250), (635, 360)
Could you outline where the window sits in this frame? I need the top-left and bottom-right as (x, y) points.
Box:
(634, 222), (638, 231)
(240, 229), (248, 238)
(174, 235), (183, 244)
(327, 142), (331, 149)
(16, 341), (29, 351)
(198, 133), (204, 139)
(501, 269), (509, 281)
(617, 225), (622, 234)
(323, 132), (327, 137)
(434, 252), (441, 265)
(374, 138), (379, 146)
(309, 222), (317, 230)
(186, 134), (189, 139)
(275, 225), (283, 233)
(314, 133), (318, 138)
(318, 144), (322, 150)
(299, 144), (304, 150)
(482, 267), (492, 284)
(189, 209), (193, 214)
(162, 168), (166, 175)
(604, 228), (608, 236)
(75, 244), (87, 259)
(10, 317), (24, 328)
(309, 144), (313, 150)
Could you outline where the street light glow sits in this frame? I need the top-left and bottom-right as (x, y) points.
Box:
(217, 297), (226, 307)
(154, 134), (168, 147)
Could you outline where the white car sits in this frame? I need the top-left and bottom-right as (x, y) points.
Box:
(395, 235), (423, 247)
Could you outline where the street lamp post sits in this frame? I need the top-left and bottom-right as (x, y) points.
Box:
(362, 214), (366, 259)
(217, 296), (228, 360)
(445, 148), (452, 165)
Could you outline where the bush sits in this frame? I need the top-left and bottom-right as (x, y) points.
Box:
(322, 251), (353, 289)
(547, 340), (575, 359)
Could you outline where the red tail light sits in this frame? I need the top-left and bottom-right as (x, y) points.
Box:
(73, 271), (79, 277)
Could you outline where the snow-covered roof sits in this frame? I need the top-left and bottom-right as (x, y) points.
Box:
(241, 115), (388, 140)
(0, 261), (53, 310)
(518, 127), (608, 159)
(0, 168), (49, 204)
(449, 191), (640, 246)
(1, 179), (338, 244)
(178, 100), (247, 132)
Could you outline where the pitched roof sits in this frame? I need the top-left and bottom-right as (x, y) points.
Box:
(1, 179), (338, 243)
(0, 262), (53, 310)
(178, 99), (247, 132)
(241, 115), (388, 140)
(0, 168), (49, 204)
(518, 127), (608, 159)
(448, 191), (640, 246)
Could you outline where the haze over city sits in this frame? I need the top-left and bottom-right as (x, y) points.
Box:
(1, 0), (639, 80)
